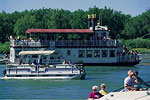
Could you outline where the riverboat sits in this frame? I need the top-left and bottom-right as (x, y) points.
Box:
(8, 14), (140, 66)
(3, 50), (86, 79)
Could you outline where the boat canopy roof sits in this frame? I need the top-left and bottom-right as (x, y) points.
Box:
(19, 50), (55, 55)
(26, 29), (94, 34)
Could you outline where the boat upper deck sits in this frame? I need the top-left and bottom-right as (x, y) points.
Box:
(10, 27), (120, 48)
(10, 39), (119, 48)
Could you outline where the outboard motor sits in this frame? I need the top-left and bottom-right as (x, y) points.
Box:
(147, 88), (150, 95)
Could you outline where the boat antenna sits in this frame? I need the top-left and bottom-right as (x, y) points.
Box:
(99, 14), (102, 26)
(126, 32), (150, 46)
(101, 14), (102, 26)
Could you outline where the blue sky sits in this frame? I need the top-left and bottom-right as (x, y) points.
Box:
(0, 0), (150, 16)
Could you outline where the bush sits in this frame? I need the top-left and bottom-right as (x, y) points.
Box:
(121, 38), (150, 50)
(0, 42), (10, 54)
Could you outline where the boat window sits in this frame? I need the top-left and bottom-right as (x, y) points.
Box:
(50, 57), (54, 59)
(32, 55), (38, 58)
(78, 50), (85, 58)
(44, 57), (46, 59)
(94, 50), (100, 57)
(24, 55), (27, 58)
(102, 50), (108, 57)
(110, 50), (115, 57)
(67, 50), (71, 56)
(86, 50), (92, 57)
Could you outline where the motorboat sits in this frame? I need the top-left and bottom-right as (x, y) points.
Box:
(3, 63), (86, 79)
(0, 56), (8, 64)
(99, 89), (150, 100)
(3, 51), (86, 79)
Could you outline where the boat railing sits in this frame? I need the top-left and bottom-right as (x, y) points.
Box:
(10, 39), (118, 47)
(10, 39), (54, 47)
(6, 62), (75, 69)
(117, 54), (139, 63)
(55, 40), (117, 47)
(6, 62), (36, 69)
(42, 59), (63, 64)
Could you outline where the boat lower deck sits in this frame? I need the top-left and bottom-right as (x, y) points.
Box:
(4, 64), (86, 79)
(4, 74), (84, 79)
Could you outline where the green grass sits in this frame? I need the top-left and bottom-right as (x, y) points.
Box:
(131, 48), (150, 54)
(138, 62), (150, 65)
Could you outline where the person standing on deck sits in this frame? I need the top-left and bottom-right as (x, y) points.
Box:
(4, 52), (8, 58)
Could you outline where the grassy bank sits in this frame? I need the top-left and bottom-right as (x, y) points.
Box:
(121, 38), (150, 54)
(121, 38), (150, 50)
(131, 48), (150, 54)
(138, 62), (150, 65)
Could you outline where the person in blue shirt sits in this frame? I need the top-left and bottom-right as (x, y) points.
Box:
(124, 70), (136, 91)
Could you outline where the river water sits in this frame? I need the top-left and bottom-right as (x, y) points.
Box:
(0, 64), (150, 99)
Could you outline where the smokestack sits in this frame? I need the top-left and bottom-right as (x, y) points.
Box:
(88, 15), (91, 29)
(92, 14), (96, 32)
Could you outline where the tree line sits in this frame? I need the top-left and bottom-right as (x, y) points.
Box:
(0, 6), (150, 53)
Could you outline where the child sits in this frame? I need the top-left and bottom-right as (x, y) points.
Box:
(99, 84), (108, 95)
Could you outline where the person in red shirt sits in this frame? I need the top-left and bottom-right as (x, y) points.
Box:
(88, 85), (103, 100)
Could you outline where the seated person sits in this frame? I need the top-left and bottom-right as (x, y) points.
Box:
(28, 60), (31, 65)
(99, 84), (108, 95)
(88, 85), (103, 100)
(68, 60), (71, 64)
(32, 60), (37, 65)
(134, 71), (150, 91)
(124, 70), (136, 91)
(39, 59), (45, 67)
(39, 59), (43, 65)
(63, 60), (66, 64)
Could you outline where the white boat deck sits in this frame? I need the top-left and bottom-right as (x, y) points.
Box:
(97, 90), (150, 100)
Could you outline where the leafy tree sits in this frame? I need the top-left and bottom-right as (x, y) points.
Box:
(122, 9), (150, 39)
(48, 9), (71, 29)
(0, 11), (15, 42)
(0, 7), (150, 50)
(14, 14), (36, 37)
(70, 9), (87, 29)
